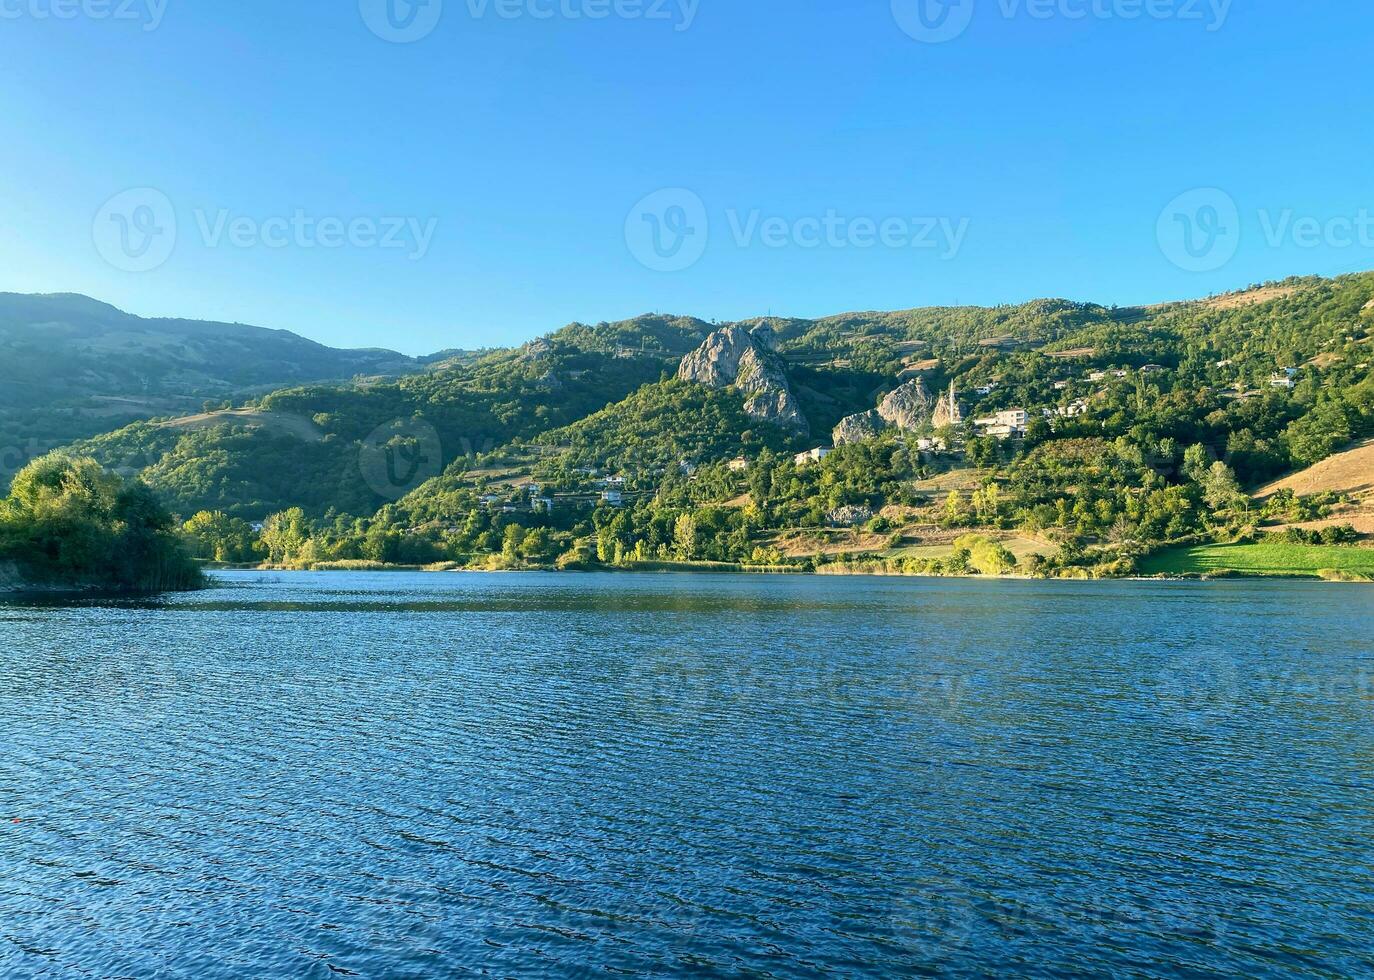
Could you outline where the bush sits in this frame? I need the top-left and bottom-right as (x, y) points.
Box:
(1320, 524), (1360, 545)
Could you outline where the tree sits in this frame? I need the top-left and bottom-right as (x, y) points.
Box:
(260, 507), (310, 565)
(1182, 443), (1210, 483)
(674, 512), (699, 560)
(181, 510), (261, 563)
(942, 490), (969, 527)
(1202, 461), (1244, 513)
(0, 454), (203, 592)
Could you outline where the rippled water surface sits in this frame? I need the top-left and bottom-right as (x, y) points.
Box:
(2, 571), (1373, 978)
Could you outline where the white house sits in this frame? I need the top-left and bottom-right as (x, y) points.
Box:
(973, 408), (1029, 440)
(727, 457), (750, 472)
(794, 447), (832, 467)
(1270, 374), (1296, 389)
(601, 489), (624, 506)
(1046, 399), (1090, 418)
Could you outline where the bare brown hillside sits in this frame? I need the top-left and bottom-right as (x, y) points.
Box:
(1256, 438), (1374, 498)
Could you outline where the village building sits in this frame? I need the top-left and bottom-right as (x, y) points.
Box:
(1044, 400), (1090, 418)
(727, 457), (750, 472)
(973, 408), (1029, 440)
(793, 447), (832, 467)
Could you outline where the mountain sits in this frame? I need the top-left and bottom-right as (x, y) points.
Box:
(45, 275), (1374, 582)
(66, 314), (706, 518)
(0, 292), (424, 480)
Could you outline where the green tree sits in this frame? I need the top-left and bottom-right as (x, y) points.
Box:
(260, 507), (311, 565)
(674, 512), (699, 560)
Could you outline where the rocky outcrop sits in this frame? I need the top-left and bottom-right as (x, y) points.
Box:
(833, 378), (936, 446)
(522, 337), (554, 359)
(827, 504), (873, 527)
(678, 326), (809, 433)
(833, 410), (886, 446)
(877, 378), (934, 431)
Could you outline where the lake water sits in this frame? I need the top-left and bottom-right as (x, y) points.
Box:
(2, 571), (1372, 978)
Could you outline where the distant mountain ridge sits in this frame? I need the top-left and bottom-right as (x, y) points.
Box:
(0, 292), (428, 478)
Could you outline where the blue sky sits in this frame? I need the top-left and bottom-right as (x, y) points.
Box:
(1, 0), (1370, 354)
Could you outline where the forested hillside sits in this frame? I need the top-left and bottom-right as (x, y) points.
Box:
(0, 292), (429, 481)
(50, 273), (1374, 578)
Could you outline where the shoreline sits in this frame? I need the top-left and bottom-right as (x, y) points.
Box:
(201, 561), (1374, 584)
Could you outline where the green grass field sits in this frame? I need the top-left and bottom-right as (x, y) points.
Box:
(1139, 542), (1374, 578)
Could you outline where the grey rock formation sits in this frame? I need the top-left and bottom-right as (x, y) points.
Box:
(522, 337), (554, 359)
(833, 410), (886, 446)
(827, 504), (874, 527)
(678, 326), (809, 433)
(877, 378), (934, 431)
(832, 378), (936, 446)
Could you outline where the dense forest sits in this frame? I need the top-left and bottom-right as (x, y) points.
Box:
(35, 272), (1374, 579)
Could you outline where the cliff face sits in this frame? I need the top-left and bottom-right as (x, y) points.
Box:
(678, 326), (809, 433)
(877, 378), (934, 430)
(832, 379), (936, 445)
(832, 409), (885, 446)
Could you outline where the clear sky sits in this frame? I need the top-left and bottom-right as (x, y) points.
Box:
(1, 0), (1369, 354)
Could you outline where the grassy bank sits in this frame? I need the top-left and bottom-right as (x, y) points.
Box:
(1139, 542), (1374, 579)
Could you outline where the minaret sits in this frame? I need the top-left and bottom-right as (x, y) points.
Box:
(933, 380), (961, 428)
